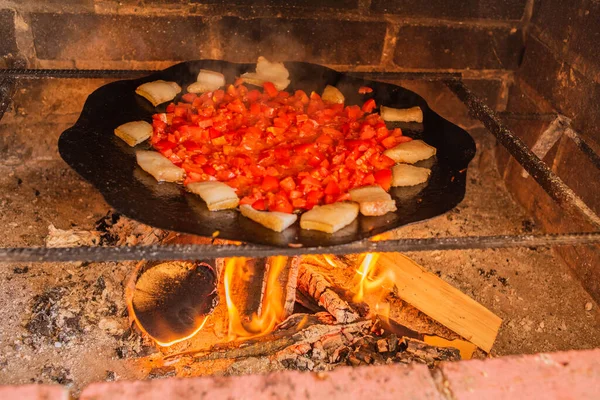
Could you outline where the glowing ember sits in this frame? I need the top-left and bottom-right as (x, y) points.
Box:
(224, 256), (287, 340)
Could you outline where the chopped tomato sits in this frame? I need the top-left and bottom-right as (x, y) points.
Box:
(397, 135), (413, 143)
(362, 173), (376, 186)
(263, 82), (279, 98)
(211, 136), (227, 146)
(359, 125), (376, 140)
(280, 176), (296, 192)
(154, 140), (177, 153)
(324, 180), (340, 195)
(370, 154), (396, 169)
(362, 98), (376, 113)
(358, 86), (373, 94)
(227, 99), (247, 113)
(252, 199), (266, 211)
(203, 165), (216, 176)
(269, 195), (293, 213)
(381, 136), (397, 149)
(374, 169), (392, 191)
(151, 80), (420, 212)
(292, 198), (307, 209)
(182, 93), (197, 103)
(261, 176), (280, 192)
(306, 190), (324, 205)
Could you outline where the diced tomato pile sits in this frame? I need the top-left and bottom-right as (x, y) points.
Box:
(151, 82), (412, 213)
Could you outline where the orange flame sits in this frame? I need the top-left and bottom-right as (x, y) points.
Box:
(353, 252), (397, 320)
(322, 255), (338, 268)
(224, 256), (286, 341)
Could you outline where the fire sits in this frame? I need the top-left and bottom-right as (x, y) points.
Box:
(353, 252), (397, 320)
(224, 256), (286, 340)
(322, 255), (338, 268)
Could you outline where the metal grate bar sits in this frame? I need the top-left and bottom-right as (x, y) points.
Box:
(349, 71), (461, 81)
(0, 69), (156, 79)
(0, 69), (462, 81)
(444, 79), (600, 229)
(0, 233), (598, 263)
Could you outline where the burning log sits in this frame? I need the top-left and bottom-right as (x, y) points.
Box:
(259, 256), (300, 319)
(190, 314), (366, 361)
(297, 261), (359, 324)
(194, 336), (295, 362)
(274, 320), (371, 368)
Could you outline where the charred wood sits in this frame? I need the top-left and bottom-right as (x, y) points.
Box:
(297, 262), (359, 324)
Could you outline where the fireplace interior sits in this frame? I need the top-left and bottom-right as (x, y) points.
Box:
(0, 0), (599, 398)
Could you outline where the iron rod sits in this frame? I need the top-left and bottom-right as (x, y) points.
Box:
(0, 69), (461, 81)
(0, 233), (598, 263)
(0, 69), (156, 79)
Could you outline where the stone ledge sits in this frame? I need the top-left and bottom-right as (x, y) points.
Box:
(440, 348), (600, 400)
(2, 349), (599, 400)
(0, 384), (69, 400)
(80, 364), (442, 400)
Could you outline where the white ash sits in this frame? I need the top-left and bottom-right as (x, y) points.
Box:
(45, 224), (102, 247)
(45, 212), (169, 249)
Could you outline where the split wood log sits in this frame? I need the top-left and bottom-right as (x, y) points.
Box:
(377, 253), (502, 352)
(297, 262), (360, 323)
(294, 289), (323, 314)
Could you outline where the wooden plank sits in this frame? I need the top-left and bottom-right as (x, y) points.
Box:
(377, 253), (502, 352)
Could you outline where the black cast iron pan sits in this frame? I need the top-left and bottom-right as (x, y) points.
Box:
(59, 60), (476, 248)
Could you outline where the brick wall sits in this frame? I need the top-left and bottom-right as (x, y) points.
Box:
(499, 1), (600, 300)
(0, 0), (527, 73)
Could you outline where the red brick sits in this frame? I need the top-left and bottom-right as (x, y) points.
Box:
(80, 364), (442, 400)
(393, 24), (523, 70)
(0, 385), (69, 400)
(441, 349), (600, 400)
(217, 17), (387, 65)
(0, 9), (17, 59)
(372, 0), (527, 20)
(30, 13), (212, 62)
